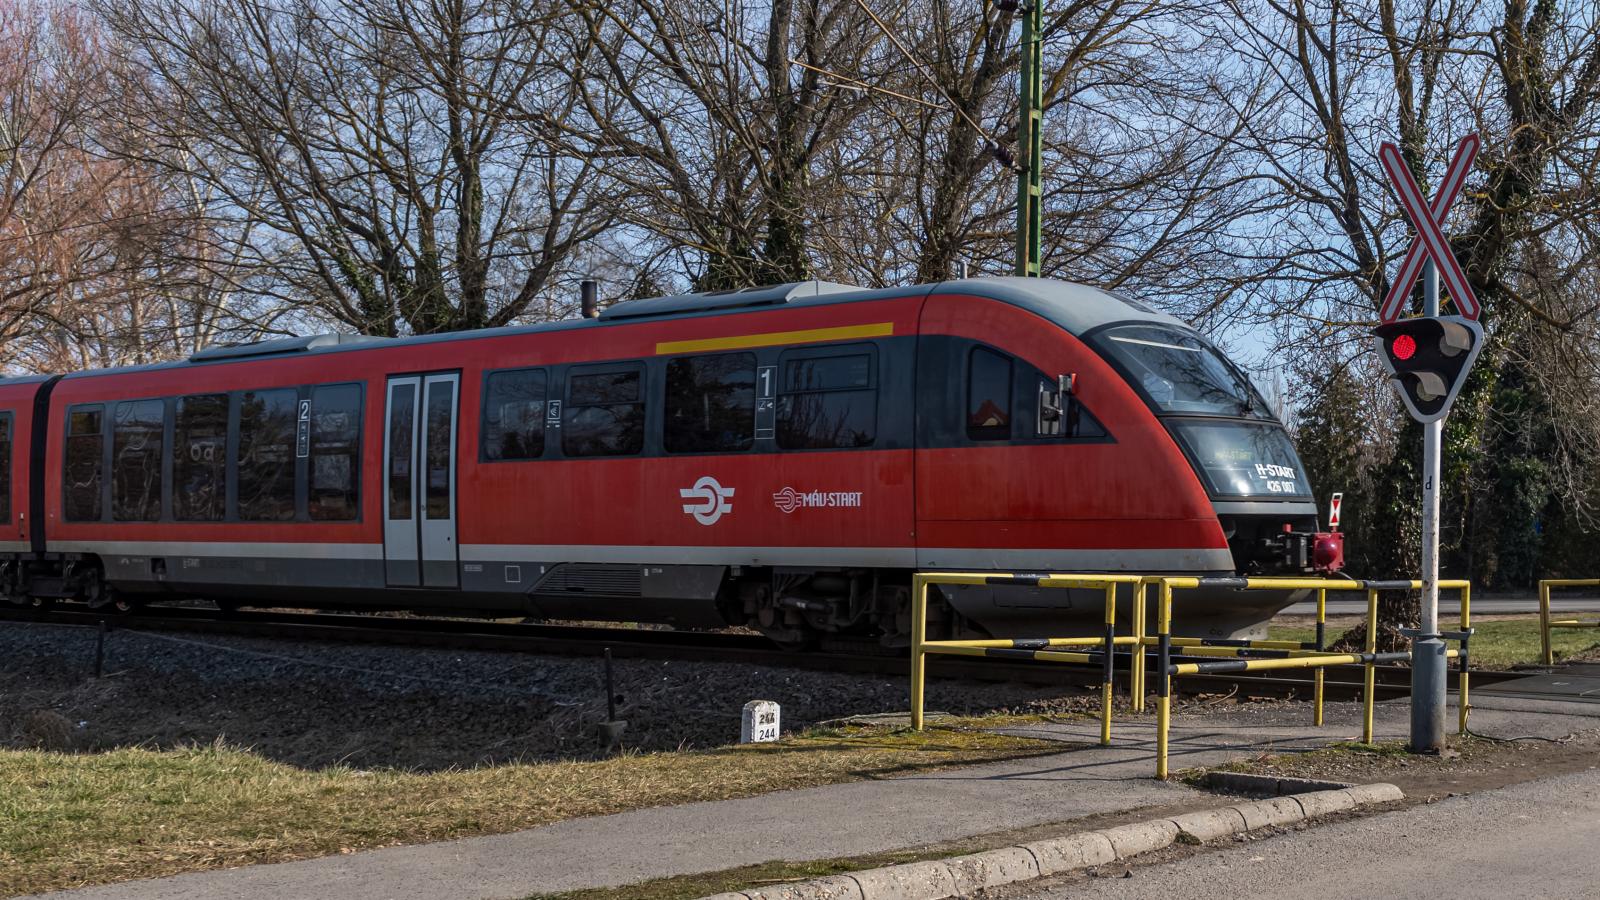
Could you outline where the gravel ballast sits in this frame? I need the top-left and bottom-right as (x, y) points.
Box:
(0, 620), (1102, 770)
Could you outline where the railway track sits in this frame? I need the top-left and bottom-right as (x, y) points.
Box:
(0, 603), (1521, 702)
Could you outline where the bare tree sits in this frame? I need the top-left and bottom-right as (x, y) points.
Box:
(1217, 0), (1600, 636)
(545, 0), (1269, 310)
(99, 0), (612, 336)
(539, 0), (882, 289)
(0, 0), (249, 372)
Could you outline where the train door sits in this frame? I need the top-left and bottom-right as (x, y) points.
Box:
(382, 373), (460, 588)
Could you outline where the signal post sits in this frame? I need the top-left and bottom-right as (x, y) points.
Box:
(1373, 135), (1483, 753)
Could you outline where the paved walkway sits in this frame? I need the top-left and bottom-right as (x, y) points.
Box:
(1013, 766), (1600, 900)
(34, 689), (1600, 900)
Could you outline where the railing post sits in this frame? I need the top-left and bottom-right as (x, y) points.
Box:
(1363, 587), (1378, 744)
(1101, 582), (1115, 746)
(1314, 587), (1326, 727)
(1156, 579), (1173, 779)
(910, 574), (928, 731)
(1539, 580), (1552, 666)
(1458, 582), (1471, 735)
(1133, 579), (1147, 712)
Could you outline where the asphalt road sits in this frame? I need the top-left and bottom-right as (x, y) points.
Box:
(1012, 767), (1600, 900)
(1282, 597), (1600, 616)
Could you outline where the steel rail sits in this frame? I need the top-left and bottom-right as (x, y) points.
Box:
(0, 605), (1520, 702)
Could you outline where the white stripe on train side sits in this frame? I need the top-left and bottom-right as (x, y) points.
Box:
(33, 540), (1235, 573)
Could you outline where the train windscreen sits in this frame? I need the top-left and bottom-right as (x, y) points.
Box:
(1169, 420), (1312, 498)
(1097, 325), (1271, 418)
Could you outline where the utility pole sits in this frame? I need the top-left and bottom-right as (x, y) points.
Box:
(1014, 0), (1043, 277)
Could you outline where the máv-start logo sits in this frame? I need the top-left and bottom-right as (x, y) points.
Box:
(772, 486), (864, 513)
(680, 476), (734, 526)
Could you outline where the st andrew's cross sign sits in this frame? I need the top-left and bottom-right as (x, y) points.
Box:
(1377, 133), (1481, 322)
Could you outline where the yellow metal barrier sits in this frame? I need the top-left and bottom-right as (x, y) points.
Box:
(1314, 587), (1327, 726)
(1538, 579), (1600, 665)
(1459, 582), (1472, 737)
(1132, 579), (1148, 711)
(909, 572), (1145, 745)
(907, 571), (1476, 781)
(1152, 577), (1472, 780)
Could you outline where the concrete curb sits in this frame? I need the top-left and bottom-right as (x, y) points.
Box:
(697, 783), (1404, 900)
(1202, 771), (1355, 796)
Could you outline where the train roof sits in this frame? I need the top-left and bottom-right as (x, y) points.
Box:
(0, 374), (53, 385)
(54, 277), (1195, 381)
(961, 277), (1190, 335)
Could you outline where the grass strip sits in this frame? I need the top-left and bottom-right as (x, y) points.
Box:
(1181, 736), (1492, 787)
(0, 724), (1059, 897)
(1269, 616), (1600, 669)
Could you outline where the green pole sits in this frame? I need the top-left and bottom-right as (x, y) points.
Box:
(1014, 0), (1043, 277)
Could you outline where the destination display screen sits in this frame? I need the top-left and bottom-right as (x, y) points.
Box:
(1170, 421), (1312, 498)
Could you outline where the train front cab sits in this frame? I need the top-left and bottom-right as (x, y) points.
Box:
(1089, 317), (1335, 636)
(918, 280), (1334, 640)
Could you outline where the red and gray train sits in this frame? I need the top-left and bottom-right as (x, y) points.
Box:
(0, 277), (1342, 644)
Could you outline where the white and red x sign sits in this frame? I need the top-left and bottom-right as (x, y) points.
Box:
(1378, 133), (1480, 322)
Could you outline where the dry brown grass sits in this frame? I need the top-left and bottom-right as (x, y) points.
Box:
(0, 724), (1059, 897)
(16, 711), (73, 751)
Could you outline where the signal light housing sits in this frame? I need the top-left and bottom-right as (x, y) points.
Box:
(1371, 315), (1484, 423)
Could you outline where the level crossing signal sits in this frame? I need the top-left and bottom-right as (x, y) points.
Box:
(1375, 133), (1485, 425)
(1371, 316), (1484, 423)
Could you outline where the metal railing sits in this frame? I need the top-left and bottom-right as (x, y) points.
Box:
(906, 570), (1474, 780)
(909, 572), (1146, 745)
(1538, 579), (1600, 665)
(1151, 576), (1472, 779)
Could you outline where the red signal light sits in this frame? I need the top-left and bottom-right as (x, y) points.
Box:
(1392, 333), (1417, 360)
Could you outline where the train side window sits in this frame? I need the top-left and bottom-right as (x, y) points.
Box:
(0, 412), (11, 523)
(967, 347), (1012, 441)
(388, 383), (415, 519)
(424, 380), (453, 519)
(112, 399), (164, 521)
(173, 394), (229, 521)
(236, 388), (298, 521)
(482, 368), (546, 460)
(64, 405), (104, 521)
(776, 348), (876, 450)
(309, 383), (361, 520)
(564, 364), (645, 457)
(665, 353), (755, 453)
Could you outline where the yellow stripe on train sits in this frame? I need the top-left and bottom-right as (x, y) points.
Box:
(655, 322), (894, 355)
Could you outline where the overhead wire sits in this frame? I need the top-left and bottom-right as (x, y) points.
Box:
(844, 0), (1010, 155)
